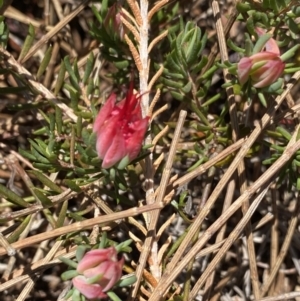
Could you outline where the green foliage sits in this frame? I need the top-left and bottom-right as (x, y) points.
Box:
(18, 24), (35, 61)
(263, 126), (300, 189)
(160, 21), (209, 101)
(0, 16), (8, 47)
(37, 45), (52, 79)
(90, 1), (132, 84)
(0, 184), (30, 208)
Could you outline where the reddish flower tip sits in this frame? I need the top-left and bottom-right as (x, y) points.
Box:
(94, 83), (149, 169)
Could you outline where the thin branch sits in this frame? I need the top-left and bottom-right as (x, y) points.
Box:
(132, 110), (187, 297)
(212, 1), (260, 299)
(0, 202), (164, 256)
(0, 46), (77, 123)
(148, 71), (300, 301)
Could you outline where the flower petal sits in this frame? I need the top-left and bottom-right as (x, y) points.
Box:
(255, 27), (280, 55)
(77, 247), (117, 273)
(125, 118), (149, 161)
(95, 115), (120, 161)
(93, 94), (117, 132)
(250, 51), (278, 63)
(237, 57), (252, 85)
(73, 276), (107, 299)
(101, 128), (127, 168)
(252, 59), (285, 88)
(84, 261), (120, 292)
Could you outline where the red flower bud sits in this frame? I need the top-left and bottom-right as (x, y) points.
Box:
(72, 247), (124, 299)
(93, 83), (149, 169)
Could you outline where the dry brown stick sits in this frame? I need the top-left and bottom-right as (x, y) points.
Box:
(0, 0), (13, 14)
(148, 71), (300, 301)
(0, 247), (76, 292)
(210, 266), (242, 301)
(0, 202), (163, 256)
(16, 238), (51, 301)
(149, 132), (300, 301)
(4, 6), (53, 30)
(202, 178), (236, 301)
(168, 71), (300, 269)
(0, 46), (77, 122)
(20, 0), (90, 63)
(173, 137), (245, 188)
(200, 1), (240, 77)
(187, 185), (270, 301)
(269, 185), (279, 296)
(256, 291), (300, 301)
(204, 2), (245, 300)
(260, 191), (300, 296)
(184, 164), (216, 301)
(196, 211), (274, 261)
(131, 110), (187, 298)
(1, 210), (272, 293)
(0, 233), (15, 256)
(86, 187), (148, 235)
(189, 123), (300, 300)
(212, 1), (260, 299)
(43, 40), (60, 88)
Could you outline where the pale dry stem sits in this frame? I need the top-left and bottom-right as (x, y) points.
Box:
(131, 110), (187, 297)
(212, 1), (260, 299)
(0, 46), (77, 122)
(148, 71), (300, 300)
(0, 202), (164, 256)
(260, 192), (300, 296)
(20, 0), (90, 64)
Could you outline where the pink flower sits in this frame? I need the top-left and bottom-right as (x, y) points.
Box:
(238, 28), (285, 88)
(93, 83), (149, 169)
(72, 247), (124, 299)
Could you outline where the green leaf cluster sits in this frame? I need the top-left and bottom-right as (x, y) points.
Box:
(263, 126), (300, 189)
(160, 21), (209, 101)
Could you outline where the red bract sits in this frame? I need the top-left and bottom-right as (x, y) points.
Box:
(104, 4), (128, 40)
(237, 28), (285, 88)
(72, 247), (124, 299)
(93, 83), (149, 169)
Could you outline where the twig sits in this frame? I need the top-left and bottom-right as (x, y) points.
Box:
(256, 292), (300, 301)
(0, 202), (163, 256)
(260, 190), (300, 296)
(203, 178), (236, 301)
(148, 71), (300, 301)
(0, 46), (77, 122)
(131, 110), (187, 297)
(20, 0), (90, 63)
(212, 1), (260, 299)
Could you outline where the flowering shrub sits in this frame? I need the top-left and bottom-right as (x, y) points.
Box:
(93, 83), (149, 169)
(3, 1), (300, 301)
